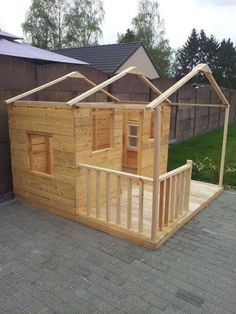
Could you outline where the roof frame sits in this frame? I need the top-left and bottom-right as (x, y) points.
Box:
(146, 63), (230, 109)
(67, 66), (172, 106)
(5, 71), (120, 104)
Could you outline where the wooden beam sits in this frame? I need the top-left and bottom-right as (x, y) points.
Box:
(66, 66), (139, 106)
(75, 102), (146, 110)
(83, 77), (120, 102)
(79, 163), (153, 183)
(170, 102), (227, 108)
(204, 72), (230, 106)
(146, 63), (212, 110)
(5, 71), (78, 104)
(219, 106), (230, 186)
(151, 106), (161, 241)
(137, 74), (172, 105)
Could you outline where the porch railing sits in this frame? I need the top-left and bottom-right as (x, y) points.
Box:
(157, 160), (192, 232)
(79, 163), (153, 236)
(78, 160), (192, 240)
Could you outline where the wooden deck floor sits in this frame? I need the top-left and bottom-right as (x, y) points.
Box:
(79, 180), (223, 248)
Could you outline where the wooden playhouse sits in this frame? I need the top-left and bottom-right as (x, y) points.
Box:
(6, 64), (229, 249)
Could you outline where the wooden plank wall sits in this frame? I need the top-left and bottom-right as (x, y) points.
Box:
(9, 101), (77, 218)
(75, 107), (123, 213)
(140, 106), (171, 177)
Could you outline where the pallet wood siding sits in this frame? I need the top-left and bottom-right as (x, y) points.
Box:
(75, 107), (123, 214)
(122, 105), (171, 176)
(141, 105), (171, 177)
(9, 101), (77, 218)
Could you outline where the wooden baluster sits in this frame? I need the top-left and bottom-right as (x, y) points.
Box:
(86, 169), (91, 216)
(179, 172), (184, 215)
(116, 175), (121, 224)
(127, 178), (132, 229)
(96, 171), (100, 218)
(169, 176), (175, 223)
(106, 173), (110, 222)
(175, 174), (179, 219)
(159, 180), (164, 230)
(138, 180), (144, 233)
(184, 160), (192, 211)
(164, 178), (170, 227)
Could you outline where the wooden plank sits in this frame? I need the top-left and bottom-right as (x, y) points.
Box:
(76, 103), (146, 110)
(6, 72), (78, 104)
(79, 163), (153, 183)
(116, 175), (121, 225)
(171, 102), (227, 108)
(169, 176), (175, 223)
(86, 169), (91, 216)
(219, 107), (230, 186)
(96, 171), (100, 218)
(159, 181), (164, 230)
(184, 160), (192, 211)
(151, 107), (161, 240)
(138, 181), (144, 233)
(127, 178), (132, 229)
(106, 173), (111, 222)
(146, 64), (211, 109)
(67, 66), (139, 105)
(164, 178), (170, 227)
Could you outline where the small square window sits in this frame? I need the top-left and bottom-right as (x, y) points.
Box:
(28, 133), (52, 174)
(129, 137), (137, 147)
(127, 123), (139, 150)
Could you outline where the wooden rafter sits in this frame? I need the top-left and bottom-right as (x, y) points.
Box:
(146, 63), (230, 109)
(5, 71), (119, 104)
(66, 66), (172, 106)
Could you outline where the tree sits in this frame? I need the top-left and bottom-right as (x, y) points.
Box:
(117, 29), (137, 43)
(176, 28), (219, 81)
(22, 0), (104, 49)
(22, 0), (59, 49)
(64, 0), (104, 47)
(216, 39), (236, 88)
(117, 0), (173, 77)
(176, 28), (200, 77)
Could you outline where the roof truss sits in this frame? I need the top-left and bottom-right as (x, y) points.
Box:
(146, 63), (230, 109)
(5, 71), (119, 104)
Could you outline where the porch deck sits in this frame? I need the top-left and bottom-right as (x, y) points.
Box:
(77, 174), (223, 249)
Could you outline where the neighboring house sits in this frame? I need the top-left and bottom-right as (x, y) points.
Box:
(0, 30), (87, 65)
(54, 42), (160, 79)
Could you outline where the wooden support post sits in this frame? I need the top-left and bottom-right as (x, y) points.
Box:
(151, 106), (161, 241)
(219, 106), (230, 187)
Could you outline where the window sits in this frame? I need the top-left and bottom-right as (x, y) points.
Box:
(28, 133), (52, 174)
(92, 109), (113, 151)
(127, 123), (139, 150)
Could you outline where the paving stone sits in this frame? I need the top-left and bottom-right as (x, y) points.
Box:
(26, 300), (49, 313)
(0, 293), (17, 311)
(5, 304), (30, 314)
(12, 291), (36, 308)
(0, 192), (235, 313)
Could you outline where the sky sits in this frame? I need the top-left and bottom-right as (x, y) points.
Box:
(0, 0), (236, 49)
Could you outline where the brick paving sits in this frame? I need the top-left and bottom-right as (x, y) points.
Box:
(0, 191), (235, 314)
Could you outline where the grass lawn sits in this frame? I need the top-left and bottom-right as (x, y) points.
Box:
(168, 123), (236, 187)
